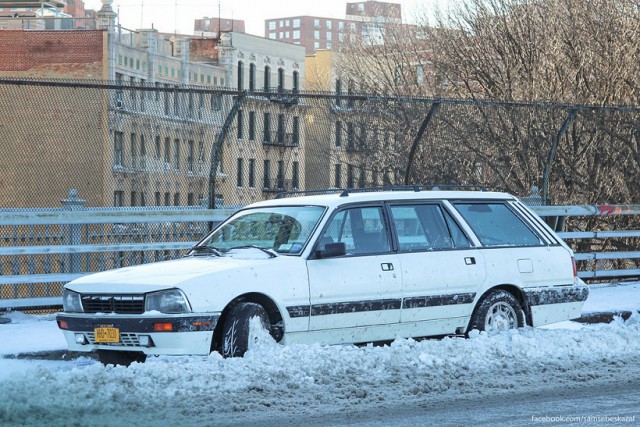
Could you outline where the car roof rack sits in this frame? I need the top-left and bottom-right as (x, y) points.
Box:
(274, 185), (496, 199)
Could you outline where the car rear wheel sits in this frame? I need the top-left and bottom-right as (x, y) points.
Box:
(468, 290), (524, 333)
(97, 349), (147, 366)
(221, 302), (270, 358)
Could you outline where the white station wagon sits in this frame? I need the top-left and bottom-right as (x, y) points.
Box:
(57, 188), (589, 366)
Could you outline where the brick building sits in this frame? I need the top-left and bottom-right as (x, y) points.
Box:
(264, 0), (402, 55)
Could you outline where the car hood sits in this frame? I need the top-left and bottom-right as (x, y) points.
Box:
(65, 254), (279, 294)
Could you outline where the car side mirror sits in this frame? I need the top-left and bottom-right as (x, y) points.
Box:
(315, 242), (346, 259)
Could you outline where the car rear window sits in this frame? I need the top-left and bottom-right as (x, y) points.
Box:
(453, 202), (542, 247)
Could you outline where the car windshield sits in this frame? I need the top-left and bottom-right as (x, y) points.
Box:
(197, 205), (326, 255)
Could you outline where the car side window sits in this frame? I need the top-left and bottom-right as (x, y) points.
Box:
(318, 206), (391, 255)
(453, 202), (542, 247)
(391, 204), (469, 251)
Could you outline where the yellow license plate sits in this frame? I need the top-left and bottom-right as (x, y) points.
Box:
(94, 326), (120, 343)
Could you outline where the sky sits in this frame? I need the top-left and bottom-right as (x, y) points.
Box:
(82, 0), (445, 36)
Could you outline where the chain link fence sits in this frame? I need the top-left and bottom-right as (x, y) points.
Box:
(1, 78), (640, 210)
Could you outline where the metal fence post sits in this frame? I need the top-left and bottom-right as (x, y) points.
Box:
(61, 189), (86, 273)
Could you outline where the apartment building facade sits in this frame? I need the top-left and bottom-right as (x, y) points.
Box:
(264, 0), (402, 55)
(0, 0), (306, 208)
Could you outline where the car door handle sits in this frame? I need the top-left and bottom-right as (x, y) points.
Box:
(464, 257), (476, 265)
(381, 263), (394, 271)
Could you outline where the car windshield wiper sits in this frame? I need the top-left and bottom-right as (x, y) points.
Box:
(228, 245), (277, 258)
(189, 245), (223, 257)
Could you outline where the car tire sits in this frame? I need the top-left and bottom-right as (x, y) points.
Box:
(221, 302), (270, 358)
(97, 349), (147, 366)
(468, 289), (524, 333)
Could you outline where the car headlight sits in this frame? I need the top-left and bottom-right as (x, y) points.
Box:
(62, 289), (83, 313)
(145, 289), (191, 314)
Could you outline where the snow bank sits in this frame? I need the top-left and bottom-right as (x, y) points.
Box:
(1, 315), (640, 426)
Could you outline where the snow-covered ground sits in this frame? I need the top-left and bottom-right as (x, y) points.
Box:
(1, 281), (639, 426)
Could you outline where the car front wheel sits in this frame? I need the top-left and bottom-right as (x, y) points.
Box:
(468, 289), (524, 333)
(221, 302), (270, 358)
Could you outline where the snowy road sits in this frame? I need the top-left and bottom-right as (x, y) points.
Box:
(1, 282), (640, 426)
(1, 317), (640, 426)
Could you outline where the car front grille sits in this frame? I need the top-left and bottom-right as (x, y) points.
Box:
(86, 332), (141, 347)
(81, 295), (145, 314)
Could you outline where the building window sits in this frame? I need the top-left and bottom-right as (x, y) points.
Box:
(264, 66), (271, 90)
(347, 122), (355, 150)
(113, 191), (124, 207)
(268, 21), (276, 30)
(173, 90), (180, 115)
(164, 137), (171, 166)
(155, 136), (161, 159)
(293, 30), (300, 40)
(237, 158), (244, 187)
(278, 68), (285, 91)
(249, 63), (256, 91)
(173, 193), (180, 206)
(130, 133), (137, 169)
(173, 139), (180, 170)
(339, 21), (344, 30)
(155, 192), (161, 206)
(198, 141), (204, 162)
(327, 32), (332, 41)
(131, 191), (137, 207)
(326, 42), (332, 50)
(334, 164), (342, 188)
(140, 192), (146, 207)
(314, 30), (320, 39)
(237, 109), (244, 139)
(314, 42), (320, 50)
(293, 116), (300, 145)
(187, 193), (195, 206)
(187, 140), (194, 172)
(164, 192), (171, 206)
(263, 112), (271, 142)
(114, 131), (124, 166)
(140, 135), (146, 169)
(263, 159), (271, 189)
(277, 160), (285, 189)
(249, 111), (256, 141)
(277, 114), (285, 144)
(237, 61), (244, 91)
(326, 20), (332, 29)
(359, 167), (366, 188)
(293, 71), (299, 92)
(164, 85), (170, 115)
(314, 19), (320, 28)
(335, 121), (342, 147)
(293, 18), (300, 28)
(292, 161), (299, 189)
(269, 33), (276, 40)
(248, 159), (255, 188)
(211, 94), (222, 110)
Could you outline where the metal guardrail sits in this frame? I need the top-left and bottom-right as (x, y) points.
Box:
(1, 203), (639, 309)
(0, 207), (236, 309)
(534, 204), (640, 280)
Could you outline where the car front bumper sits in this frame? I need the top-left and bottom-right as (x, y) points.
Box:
(57, 313), (220, 356)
